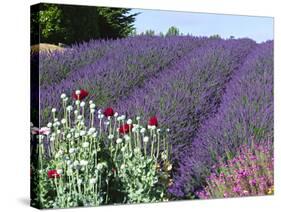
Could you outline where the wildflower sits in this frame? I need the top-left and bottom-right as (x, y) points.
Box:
(82, 142), (89, 148)
(72, 89), (89, 100)
(124, 135), (131, 142)
(116, 138), (123, 144)
(127, 119), (133, 125)
(140, 128), (146, 134)
(47, 122), (52, 128)
(79, 130), (86, 136)
(61, 119), (66, 124)
(77, 179), (83, 184)
(249, 179), (257, 186)
(60, 93), (66, 99)
(114, 112), (118, 117)
(75, 90), (81, 95)
(103, 107), (114, 117)
(51, 108), (56, 113)
(92, 132), (98, 138)
(136, 116), (140, 121)
(148, 116), (158, 127)
(119, 124), (133, 134)
(232, 185), (242, 193)
(69, 148), (76, 154)
(66, 169), (73, 176)
(48, 170), (61, 179)
(143, 136), (149, 143)
(80, 101), (85, 107)
(66, 160), (72, 166)
(148, 125), (156, 130)
(90, 103), (96, 109)
(80, 160), (88, 166)
(77, 115), (83, 120)
(57, 169), (63, 175)
(108, 134), (114, 140)
(88, 128), (96, 134)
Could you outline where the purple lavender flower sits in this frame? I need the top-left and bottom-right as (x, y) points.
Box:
(170, 41), (273, 197)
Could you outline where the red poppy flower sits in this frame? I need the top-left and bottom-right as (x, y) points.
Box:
(72, 89), (89, 100)
(103, 107), (114, 117)
(119, 124), (133, 134)
(47, 170), (61, 179)
(148, 116), (158, 126)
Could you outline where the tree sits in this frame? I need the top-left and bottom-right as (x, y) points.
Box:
(97, 7), (138, 39)
(159, 32), (165, 37)
(31, 3), (138, 45)
(166, 26), (180, 36)
(144, 29), (155, 36)
(209, 34), (221, 39)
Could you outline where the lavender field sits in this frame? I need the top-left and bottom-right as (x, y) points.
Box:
(31, 35), (273, 208)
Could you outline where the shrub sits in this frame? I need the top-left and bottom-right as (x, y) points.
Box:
(196, 142), (274, 199)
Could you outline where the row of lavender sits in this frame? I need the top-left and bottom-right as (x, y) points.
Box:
(114, 38), (257, 157)
(39, 36), (207, 125)
(169, 41), (273, 197)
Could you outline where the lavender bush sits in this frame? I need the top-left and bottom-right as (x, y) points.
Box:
(39, 36), (206, 125)
(114, 38), (256, 154)
(170, 41), (273, 197)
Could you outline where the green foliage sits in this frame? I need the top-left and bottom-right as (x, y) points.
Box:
(31, 3), (138, 45)
(39, 5), (65, 44)
(209, 34), (221, 39)
(166, 26), (180, 36)
(97, 7), (138, 39)
(144, 29), (156, 36)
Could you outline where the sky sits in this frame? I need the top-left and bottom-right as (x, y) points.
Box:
(130, 9), (273, 43)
